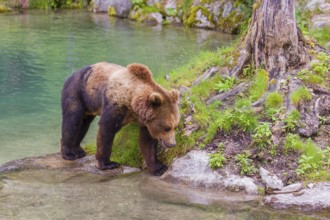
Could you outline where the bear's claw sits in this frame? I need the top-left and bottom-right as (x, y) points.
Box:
(153, 164), (168, 176)
(98, 161), (121, 170)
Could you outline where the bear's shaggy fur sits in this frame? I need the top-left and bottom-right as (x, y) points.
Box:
(61, 62), (180, 176)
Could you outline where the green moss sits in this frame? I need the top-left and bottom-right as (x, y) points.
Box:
(108, 6), (116, 17)
(84, 124), (143, 168)
(183, 5), (213, 27)
(290, 86), (312, 106)
(0, 4), (11, 12)
(265, 92), (283, 109)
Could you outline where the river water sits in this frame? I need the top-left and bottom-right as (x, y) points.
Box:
(0, 10), (232, 165)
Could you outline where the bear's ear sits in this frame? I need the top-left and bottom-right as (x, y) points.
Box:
(127, 63), (153, 82)
(170, 89), (179, 102)
(149, 92), (163, 107)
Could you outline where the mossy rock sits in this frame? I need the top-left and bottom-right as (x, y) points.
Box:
(183, 5), (215, 28)
(108, 5), (116, 16)
(217, 9), (244, 34)
(0, 4), (12, 12)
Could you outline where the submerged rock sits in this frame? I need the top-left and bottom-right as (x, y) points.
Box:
(0, 153), (140, 176)
(162, 150), (259, 195)
(264, 182), (330, 212)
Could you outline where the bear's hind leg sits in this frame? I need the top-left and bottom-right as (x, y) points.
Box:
(61, 102), (86, 161)
(139, 127), (168, 176)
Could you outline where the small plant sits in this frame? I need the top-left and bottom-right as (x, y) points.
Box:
(250, 69), (269, 102)
(166, 7), (177, 16)
(283, 110), (300, 132)
(265, 92), (283, 109)
(296, 154), (320, 175)
(290, 86), (312, 105)
(209, 144), (226, 169)
(215, 77), (235, 93)
(252, 122), (272, 149)
(284, 133), (303, 153)
(235, 152), (257, 175)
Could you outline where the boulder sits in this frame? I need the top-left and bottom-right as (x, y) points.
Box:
(92, 0), (132, 18)
(311, 14), (330, 29)
(264, 182), (330, 212)
(306, 0), (330, 13)
(259, 167), (284, 190)
(162, 150), (259, 195)
(195, 8), (215, 29)
(144, 12), (163, 25)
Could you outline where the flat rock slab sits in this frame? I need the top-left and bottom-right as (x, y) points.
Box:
(0, 153), (140, 176)
(264, 182), (330, 212)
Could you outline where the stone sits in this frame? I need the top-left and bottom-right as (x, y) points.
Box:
(195, 9), (215, 29)
(272, 183), (304, 194)
(222, 1), (233, 18)
(326, 42), (330, 48)
(92, 0), (132, 18)
(259, 167), (284, 190)
(144, 12), (163, 25)
(165, 0), (177, 16)
(0, 153), (140, 176)
(306, 0), (330, 13)
(264, 182), (330, 212)
(311, 14), (330, 29)
(162, 150), (259, 195)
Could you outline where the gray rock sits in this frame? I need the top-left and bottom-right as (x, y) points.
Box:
(0, 153), (140, 176)
(166, 16), (182, 25)
(326, 42), (330, 48)
(264, 182), (330, 212)
(306, 0), (330, 13)
(195, 9), (215, 29)
(259, 167), (284, 190)
(222, 1), (233, 18)
(146, 0), (160, 6)
(92, 0), (132, 18)
(162, 150), (259, 195)
(311, 14), (330, 29)
(144, 12), (163, 25)
(273, 183), (304, 194)
(165, 0), (177, 16)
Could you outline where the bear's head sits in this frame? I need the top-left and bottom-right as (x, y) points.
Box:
(144, 90), (180, 148)
(129, 64), (180, 148)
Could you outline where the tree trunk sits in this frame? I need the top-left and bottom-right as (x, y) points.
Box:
(229, 0), (329, 138)
(232, 0), (308, 89)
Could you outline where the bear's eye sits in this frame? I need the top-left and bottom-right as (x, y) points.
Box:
(164, 127), (171, 132)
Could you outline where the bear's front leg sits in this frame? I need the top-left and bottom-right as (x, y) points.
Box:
(139, 127), (168, 176)
(95, 105), (124, 170)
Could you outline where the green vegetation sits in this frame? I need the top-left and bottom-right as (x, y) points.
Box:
(283, 110), (300, 132)
(84, 125), (143, 168)
(249, 69), (269, 102)
(264, 92), (283, 109)
(235, 151), (257, 175)
(0, 4), (11, 12)
(183, 5), (214, 27)
(28, 0), (84, 9)
(215, 77), (235, 93)
(297, 52), (330, 86)
(290, 86), (312, 106)
(252, 122), (272, 149)
(208, 144), (226, 169)
(284, 134), (330, 180)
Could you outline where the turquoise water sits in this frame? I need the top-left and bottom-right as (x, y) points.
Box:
(0, 10), (233, 164)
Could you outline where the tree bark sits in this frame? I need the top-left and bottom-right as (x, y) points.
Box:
(232, 0), (309, 90)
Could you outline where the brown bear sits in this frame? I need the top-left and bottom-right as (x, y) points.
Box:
(61, 62), (180, 176)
